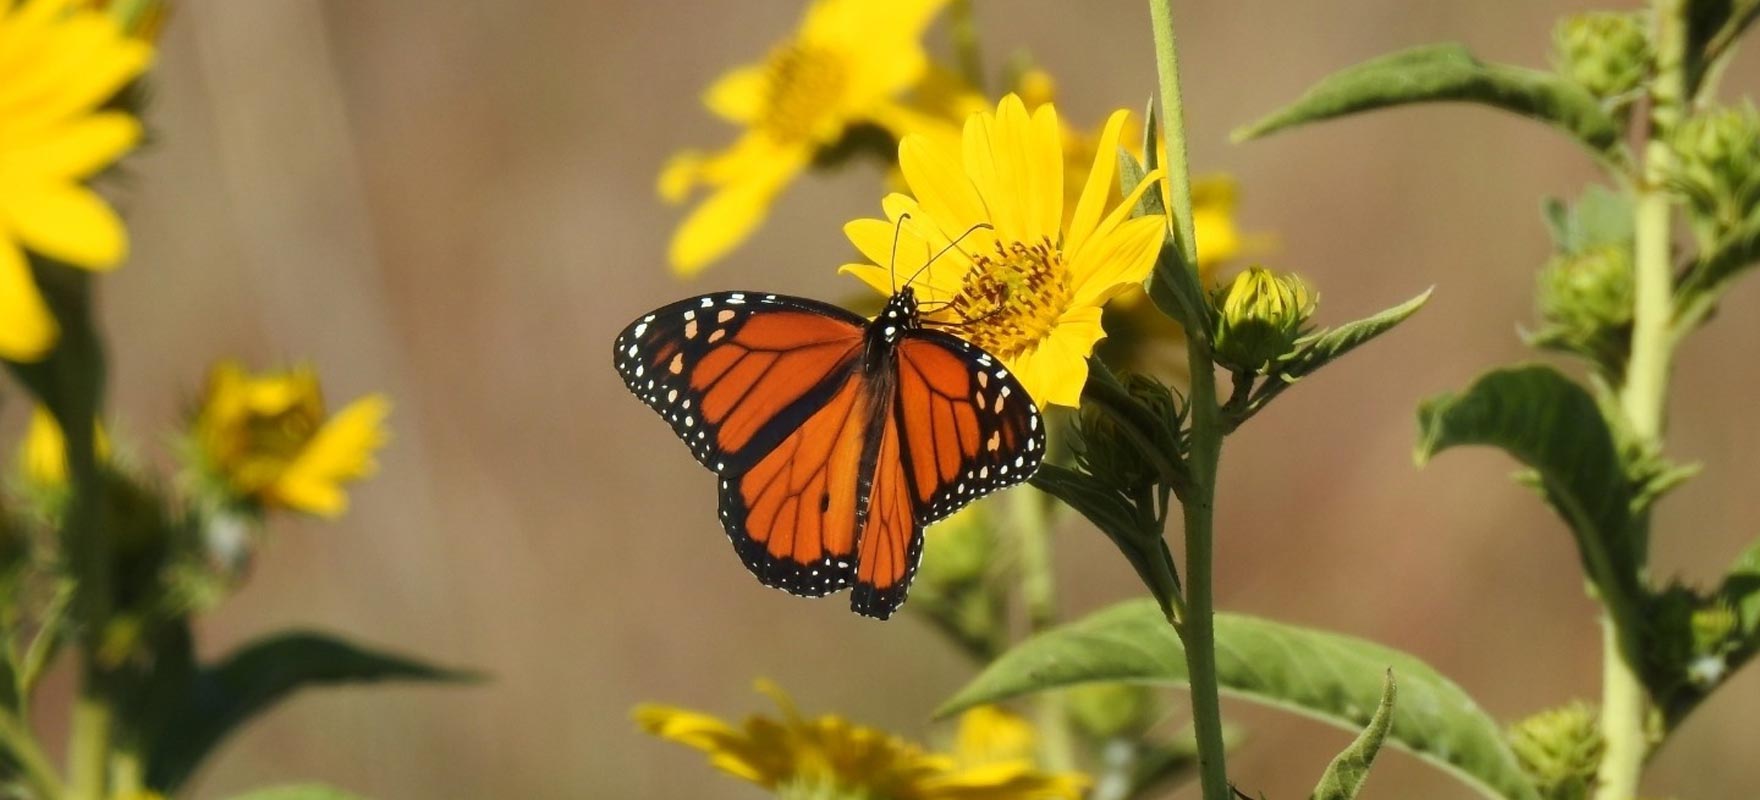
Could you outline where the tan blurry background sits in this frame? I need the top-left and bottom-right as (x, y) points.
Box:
(29, 0), (1760, 797)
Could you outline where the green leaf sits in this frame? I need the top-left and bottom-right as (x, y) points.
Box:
(1234, 44), (1623, 159)
(1727, 536), (1760, 637)
(145, 630), (479, 791)
(1287, 288), (1433, 381)
(225, 784), (370, 800)
(1543, 185), (1634, 254)
(1310, 672), (1397, 800)
(939, 601), (1541, 800)
(1676, 212), (1760, 332)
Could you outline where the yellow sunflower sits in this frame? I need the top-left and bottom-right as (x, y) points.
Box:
(189, 361), (391, 518)
(660, 0), (949, 276)
(841, 94), (1167, 407)
(17, 405), (110, 486)
(0, 0), (152, 362)
(635, 682), (1084, 800)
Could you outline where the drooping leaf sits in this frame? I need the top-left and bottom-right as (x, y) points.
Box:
(145, 630), (479, 791)
(225, 784), (370, 800)
(939, 600), (1540, 800)
(1234, 44), (1623, 159)
(1286, 289), (1433, 381)
(1310, 672), (1397, 800)
(1414, 365), (1642, 635)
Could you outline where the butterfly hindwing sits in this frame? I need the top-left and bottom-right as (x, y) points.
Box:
(612, 292), (867, 473)
(892, 330), (1045, 523)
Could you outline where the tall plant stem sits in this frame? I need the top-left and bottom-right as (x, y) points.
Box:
(1597, 2), (1686, 798)
(1148, 3), (1229, 799)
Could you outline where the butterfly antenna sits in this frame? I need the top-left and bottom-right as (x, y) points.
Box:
(900, 222), (993, 294)
(888, 212), (912, 295)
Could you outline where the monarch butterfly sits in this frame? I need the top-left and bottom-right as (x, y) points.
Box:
(612, 286), (1045, 619)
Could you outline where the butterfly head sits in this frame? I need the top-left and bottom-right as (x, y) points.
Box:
(875, 288), (921, 344)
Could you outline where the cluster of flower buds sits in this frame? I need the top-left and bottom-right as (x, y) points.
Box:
(1533, 244), (1635, 374)
(1670, 102), (1760, 237)
(1552, 12), (1651, 103)
(1507, 702), (1603, 800)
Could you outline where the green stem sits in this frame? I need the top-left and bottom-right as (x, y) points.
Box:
(1596, 3), (1686, 798)
(1013, 487), (1076, 773)
(1148, 0), (1198, 268)
(0, 706), (63, 799)
(1148, 4), (1229, 798)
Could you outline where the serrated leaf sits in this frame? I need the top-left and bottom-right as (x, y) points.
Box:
(225, 785), (370, 800)
(1234, 44), (1622, 158)
(1310, 672), (1397, 800)
(145, 630), (479, 791)
(939, 601), (1540, 800)
(1286, 289), (1432, 380)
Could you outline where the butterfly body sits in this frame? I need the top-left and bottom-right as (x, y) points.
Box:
(613, 289), (1043, 619)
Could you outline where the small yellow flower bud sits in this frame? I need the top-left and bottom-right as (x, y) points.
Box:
(1508, 702), (1603, 800)
(1670, 102), (1760, 234)
(1211, 267), (1316, 373)
(1552, 12), (1651, 101)
(188, 361), (390, 518)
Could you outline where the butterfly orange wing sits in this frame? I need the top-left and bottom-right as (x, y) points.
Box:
(615, 292), (870, 595)
(848, 330), (1046, 618)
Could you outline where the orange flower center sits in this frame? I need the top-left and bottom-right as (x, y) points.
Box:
(942, 238), (1069, 359)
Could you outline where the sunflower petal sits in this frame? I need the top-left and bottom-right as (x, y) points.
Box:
(703, 64), (767, 125)
(1065, 109), (1131, 257)
(0, 180), (128, 269)
(0, 237), (57, 361)
(1070, 215), (1167, 307)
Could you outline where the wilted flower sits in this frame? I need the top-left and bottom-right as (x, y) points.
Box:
(1211, 267), (1315, 373)
(1552, 12), (1650, 102)
(843, 95), (1167, 407)
(188, 361), (390, 518)
(660, 0), (949, 275)
(636, 682), (1084, 800)
(0, 0), (152, 362)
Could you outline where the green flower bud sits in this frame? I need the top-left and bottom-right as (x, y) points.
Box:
(1552, 12), (1651, 101)
(1669, 102), (1760, 235)
(1508, 703), (1603, 800)
(1067, 682), (1161, 741)
(1532, 245), (1633, 373)
(1073, 373), (1183, 492)
(1211, 267), (1315, 374)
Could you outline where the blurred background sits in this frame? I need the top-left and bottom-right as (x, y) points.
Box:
(18, 0), (1759, 797)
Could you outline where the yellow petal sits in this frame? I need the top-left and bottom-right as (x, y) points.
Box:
(666, 142), (808, 276)
(0, 237), (56, 361)
(703, 64), (767, 125)
(1026, 101), (1064, 245)
(0, 180), (127, 269)
(1013, 307), (1104, 408)
(1065, 109), (1131, 257)
(898, 132), (988, 242)
(0, 112), (140, 179)
(270, 394), (391, 518)
(1069, 215), (1167, 308)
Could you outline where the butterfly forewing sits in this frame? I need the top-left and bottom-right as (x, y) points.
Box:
(612, 292), (866, 473)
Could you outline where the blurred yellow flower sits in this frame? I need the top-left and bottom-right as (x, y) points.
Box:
(0, 0), (151, 362)
(18, 406), (110, 485)
(85, 0), (171, 40)
(635, 682), (1083, 800)
(843, 95), (1166, 407)
(191, 361), (390, 518)
(660, 0), (948, 275)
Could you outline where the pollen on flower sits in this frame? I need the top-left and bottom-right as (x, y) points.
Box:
(761, 44), (849, 142)
(940, 237), (1071, 359)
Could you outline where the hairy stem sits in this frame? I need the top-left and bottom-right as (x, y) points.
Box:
(1149, 3), (1229, 798)
(1596, 2), (1686, 798)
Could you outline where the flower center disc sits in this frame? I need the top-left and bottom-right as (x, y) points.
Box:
(946, 238), (1069, 359)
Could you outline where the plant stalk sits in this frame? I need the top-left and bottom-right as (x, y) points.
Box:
(1149, 3), (1230, 798)
(1596, 2), (1686, 798)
